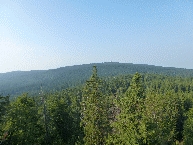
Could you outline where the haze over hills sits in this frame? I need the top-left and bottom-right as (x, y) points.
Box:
(1, 62), (193, 97)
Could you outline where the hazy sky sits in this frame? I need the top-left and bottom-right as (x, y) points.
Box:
(1, 0), (193, 73)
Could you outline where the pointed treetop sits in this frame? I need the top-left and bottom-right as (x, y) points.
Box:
(130, 72), (145, 99)
(91, 65), (98, 79)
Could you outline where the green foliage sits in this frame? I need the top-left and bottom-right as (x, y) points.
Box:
(183, 107), (193, 145)
(0, 95), (9, 141)
(81, 66), (109, 145)
(1, 66), (193, 144)
(35, 87), (84, 145)
(145, 90), (179, 144)
(0, 95), (9, 121)
(1, 62), (193, 97)
(47, 96), (74, 144)
(2, 94), (44, 145)
(107, 72), (146, 144)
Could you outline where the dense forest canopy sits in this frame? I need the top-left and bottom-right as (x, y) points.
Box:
(0, 65), (193, 144)
(1, 62), (193, 98)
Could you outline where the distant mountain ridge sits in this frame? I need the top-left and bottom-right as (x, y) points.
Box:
(1, 62), (193, 97)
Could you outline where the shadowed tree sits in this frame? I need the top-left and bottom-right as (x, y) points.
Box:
(2, 94), (44, 145)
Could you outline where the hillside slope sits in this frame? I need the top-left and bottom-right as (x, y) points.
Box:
(1, 62), (193, 97)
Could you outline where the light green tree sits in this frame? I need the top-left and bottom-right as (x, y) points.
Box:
(145, 90), (178, 144)
(81, 66), (108, 145)
(107, 72), (146, 145)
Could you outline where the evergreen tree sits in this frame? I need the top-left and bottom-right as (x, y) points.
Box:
(0, 95), (9, 142)
(47, 95), (74, 144)
(107, 72), (146, 144)
(183, 107), (193, 145)
(80, 66), (108, 145)
(2, 94), (44, 145)
(145, 90), (178, 144)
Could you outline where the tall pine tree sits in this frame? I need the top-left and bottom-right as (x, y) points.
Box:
(80, 66), (108, 145)
(107, 72), (146, 144)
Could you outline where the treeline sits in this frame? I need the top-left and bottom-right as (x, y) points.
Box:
(1, 62), (193, 98)
(1, 66), (193, 144)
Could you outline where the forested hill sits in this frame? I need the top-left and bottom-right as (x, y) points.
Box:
(1, 62), (193, 97)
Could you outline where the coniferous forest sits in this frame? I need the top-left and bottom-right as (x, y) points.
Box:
(1, 64), (193, 144)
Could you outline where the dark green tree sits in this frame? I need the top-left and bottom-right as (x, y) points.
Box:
(183, 107), (193, 144)
(47, 96), (73, 144)
(0, 95), (9, 142)
(2, 94), (44, 145)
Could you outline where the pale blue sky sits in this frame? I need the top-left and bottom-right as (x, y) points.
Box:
(0, 0), (193, 73)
